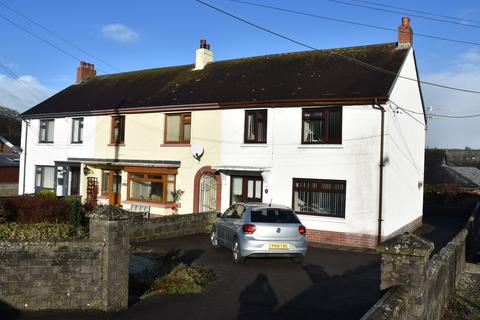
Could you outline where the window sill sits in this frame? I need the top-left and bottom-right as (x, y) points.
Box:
(123, 200), (180, 208)
(108, 143), (125, 147)
(297, 144), (343, 149)
(37, 142), (54, 145)
(240, 143), (268, 148)
(297, 214), (346, 223)
(161, 143), (191, 147)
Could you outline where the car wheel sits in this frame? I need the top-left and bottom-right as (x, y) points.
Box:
(232, 239), (245, 264)
(210, 229), (220, 248)
(292, 256), (304, 264)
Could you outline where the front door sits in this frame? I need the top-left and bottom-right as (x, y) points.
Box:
(102, 169), (122, 206)
(70, 167), (80, 195)
(231, 176), (263, 204)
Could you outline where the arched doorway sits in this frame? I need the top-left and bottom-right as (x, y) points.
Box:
(199, 173), (217, 212)
(193, 166), (222, 213)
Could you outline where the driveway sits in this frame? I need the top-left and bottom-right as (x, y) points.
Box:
(17, 234), (380, 320)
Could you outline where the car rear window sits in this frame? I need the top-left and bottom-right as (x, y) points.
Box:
(251, 209), (300, 223)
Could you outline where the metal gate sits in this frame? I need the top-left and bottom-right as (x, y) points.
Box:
(199, 173), (217, 212)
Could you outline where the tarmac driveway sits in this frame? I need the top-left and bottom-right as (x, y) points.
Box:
(17, 234), (380, 320)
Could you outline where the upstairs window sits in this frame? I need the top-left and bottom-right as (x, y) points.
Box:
(302, 107), (342, 144)
(39, 119), (54, 143)
(244, 110), (267, 143)
(111, 116), (125, 144)
(165, 113), (191, 144)
(292, 178), (346, 218)
(71, 118), (84, 143)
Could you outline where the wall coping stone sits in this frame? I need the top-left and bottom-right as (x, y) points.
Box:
(86, 205), (134, 221)
(0, 239), (103, 247)
(377, 233), (434, 257)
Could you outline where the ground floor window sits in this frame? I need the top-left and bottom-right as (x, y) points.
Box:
(231, 176), (262, 204)
(35, 165), (55, 190)
(292, 178), (346, 217)
(127, 170), (176, 204)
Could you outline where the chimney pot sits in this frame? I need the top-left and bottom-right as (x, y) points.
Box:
(76, 61), (96, 83)
(397, 17), (413, 49)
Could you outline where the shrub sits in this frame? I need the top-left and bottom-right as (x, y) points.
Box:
(62, 196), (86, 227)
(0, 195), (71, 224)
(36, 189), (57, 198)
(146, 263), (215, 296)
(0, 223), (88, 241)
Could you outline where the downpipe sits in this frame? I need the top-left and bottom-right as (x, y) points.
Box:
(373, 102), (385, 245)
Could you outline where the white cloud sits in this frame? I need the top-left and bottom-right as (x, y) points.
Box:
(423, 50), (480, 149)
(0, 74), (56, 112)
(101, 23), (139, 43)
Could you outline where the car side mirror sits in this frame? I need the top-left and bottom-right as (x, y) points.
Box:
(216, 212), (222, 218)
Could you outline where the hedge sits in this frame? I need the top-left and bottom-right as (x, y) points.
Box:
(0, 223), (88, 241)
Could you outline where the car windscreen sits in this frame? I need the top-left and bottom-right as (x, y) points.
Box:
(250, 209), (300, 223)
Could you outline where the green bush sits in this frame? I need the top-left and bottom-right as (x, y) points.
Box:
(0, 223), (88, 241)
(62, 196), (86, 227)
(146, 263), (215, 296)
(36, 189), (57, 198)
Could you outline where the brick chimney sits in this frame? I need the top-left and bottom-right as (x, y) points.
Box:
(76, 61), (96, 83)
(194, 39), (213, 70)
(397, 17), (413, 49)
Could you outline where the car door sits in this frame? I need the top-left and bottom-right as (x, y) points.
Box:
(217, 205), (235, 246)
(224, 205), (246, 248)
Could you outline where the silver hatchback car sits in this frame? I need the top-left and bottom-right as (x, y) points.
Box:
(210, 203), (307, 263)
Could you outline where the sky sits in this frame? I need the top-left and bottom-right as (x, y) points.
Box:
(0, 0), (479, 148)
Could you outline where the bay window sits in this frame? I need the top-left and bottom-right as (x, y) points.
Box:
(127, 170), (176, 203)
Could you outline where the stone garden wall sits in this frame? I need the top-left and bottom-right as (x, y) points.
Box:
(0, 207), (130, 312)
(130, 211), (217, 243)
(362, 203), (480, 320)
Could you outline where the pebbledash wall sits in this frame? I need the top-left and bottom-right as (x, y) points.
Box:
(361, 203), (480, 320)
(0, 210), (129, 312)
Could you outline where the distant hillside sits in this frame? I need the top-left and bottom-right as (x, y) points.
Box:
(447, 149), (480, 169)
(0, 106), (21, 146)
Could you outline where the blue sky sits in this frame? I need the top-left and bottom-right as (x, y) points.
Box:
(0, 0), (479, 147)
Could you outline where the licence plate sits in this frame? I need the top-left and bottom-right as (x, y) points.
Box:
(268, 243), (289, 250)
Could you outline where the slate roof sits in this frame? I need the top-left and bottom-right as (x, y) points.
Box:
(0, 153), (19, 167)
(23, 43), (409, 117)
(447, 167), (480, 188)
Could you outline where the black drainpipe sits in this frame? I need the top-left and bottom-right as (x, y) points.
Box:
(22, 119), (29, 195)
(373, 101), (385, 245)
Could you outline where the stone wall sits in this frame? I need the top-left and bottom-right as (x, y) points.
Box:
(0, 206), (130, 312)
(130, 211), (217, 243)
(0, 183), (18, 196)
(0, 240), (104, 310)
(361, 203), (480, 320)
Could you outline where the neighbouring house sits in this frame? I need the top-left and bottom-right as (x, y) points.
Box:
(19, 17), (425, 248)
(425, 149), (480, 190)
(0, 136), (20, 196)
